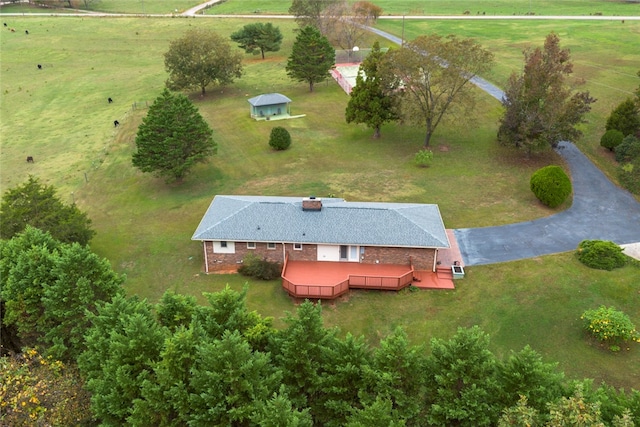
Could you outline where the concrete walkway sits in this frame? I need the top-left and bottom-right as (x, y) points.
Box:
(368, 26), (640, 266)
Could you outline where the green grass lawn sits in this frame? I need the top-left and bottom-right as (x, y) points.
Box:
(1, 15), (639, 389)
(203, 0), (640, 16)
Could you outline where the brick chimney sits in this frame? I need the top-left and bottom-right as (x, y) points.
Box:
(302, 196), (322, 211)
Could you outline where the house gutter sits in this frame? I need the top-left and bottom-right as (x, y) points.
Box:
(433, 249), (438, 272)
(203, 241), (209, 273)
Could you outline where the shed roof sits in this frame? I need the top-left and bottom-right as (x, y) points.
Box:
(247, 93), (292, 107)
(192, 195), (450, 249)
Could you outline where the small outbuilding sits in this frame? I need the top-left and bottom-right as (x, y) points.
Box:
(248, 93), (292, 120)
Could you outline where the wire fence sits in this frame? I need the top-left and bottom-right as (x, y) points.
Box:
(334, 47), (388, 64)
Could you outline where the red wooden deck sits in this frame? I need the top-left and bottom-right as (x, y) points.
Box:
(281, 230), (463, 299)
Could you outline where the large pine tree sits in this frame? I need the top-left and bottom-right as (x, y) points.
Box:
(345, 42), (397, 138)
(286, 26), (335, 92)
(132, 89), (216, 183)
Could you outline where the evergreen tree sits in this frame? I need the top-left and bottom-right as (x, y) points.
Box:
(132, 89), (216, 183)
(315, 333), (372, 426)
(230, 23), (283, 59)
(251, 391), (313, 426)
(605, 97), (640, 137)
(0, 175), (95, 244)
(164, 29), (243, 95)
(78, 295), (168, 425)
(286, 26), (335, 92)
(0, 226), (124, 361)
(346, 42), (397, 138)
(187, 330), (282, 426)
(424, 326), (502, 426)
(498, 33), (596, 153)
(270, 300), (338, 414)
(367, 327), (427, 421)
(497, 345), (565, 418)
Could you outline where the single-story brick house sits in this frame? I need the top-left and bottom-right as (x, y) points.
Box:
(192, 195), (451, 298)
(247, 93), (292, 119)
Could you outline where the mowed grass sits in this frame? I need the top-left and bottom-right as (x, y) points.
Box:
(203, 0), (640, 16)
(377, 18), (640, 185)
(1, 16), (639, 388)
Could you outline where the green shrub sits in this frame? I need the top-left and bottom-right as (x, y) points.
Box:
(581, 306), (640, 351)
(269, 126), (291, 150)
(576, 240), (627, 271)
(618, 156), (640, 195)
(615, 135), (640, 163)
(529, 165), (572, 208)
(238, 253), (282, 280)
(600, 129), (624, 152)
(414, 149), (433, 167)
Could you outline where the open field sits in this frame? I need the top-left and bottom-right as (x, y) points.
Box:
(2, 0), (639, 16)
(202, 1), (640, 17)
(1, 15), (639, 389)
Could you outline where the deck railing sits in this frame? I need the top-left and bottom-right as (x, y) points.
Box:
(349, 269), (414, 290)
(281, 260), (414, 299)
(282, 278), (350, 299)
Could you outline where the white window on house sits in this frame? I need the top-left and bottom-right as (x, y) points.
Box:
(247, 242), (256, 249)
(294, 243), (303, 251)
(220, 241), (227, 248)
(267, 242), (276, 250)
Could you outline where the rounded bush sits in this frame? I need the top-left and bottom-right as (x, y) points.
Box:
(614, 135), (640, 163)
(269, 126), (291, 151)
(414, 149), (433, 168)
(600, 129), (624, 152)
(581, 306), (639, 351)
(529, 165), (572, 208)
(576, 240), (627, 271)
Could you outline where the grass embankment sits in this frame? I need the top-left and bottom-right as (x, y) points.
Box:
(1, 16), (638, 389)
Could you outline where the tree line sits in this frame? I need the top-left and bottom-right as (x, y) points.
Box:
(0, 181), (638, 425)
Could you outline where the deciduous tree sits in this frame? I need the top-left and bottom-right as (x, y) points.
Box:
(132, 89), (216, 183)
(286, 26), (335, 92)
(0, 175), (95, 245)
(289, 0), (338, 30)
(230, 23), (283, 60)
(346, 42), (398, 138)
(164, 29), (243, 96)
(381, 34), (494, 148)
(498, 33), (596, 153)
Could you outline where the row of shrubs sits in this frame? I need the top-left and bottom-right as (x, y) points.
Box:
(599, 97), (640, 195)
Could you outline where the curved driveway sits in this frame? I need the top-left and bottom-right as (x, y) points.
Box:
(454, 142), (640, 265)
(368, 26), (640, 265)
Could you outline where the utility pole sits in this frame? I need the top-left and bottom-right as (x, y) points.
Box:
(401, 15), (405, 47)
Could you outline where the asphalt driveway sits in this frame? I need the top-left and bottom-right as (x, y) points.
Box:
(366, 26), (640, 266)
(454, 142), (640, 265)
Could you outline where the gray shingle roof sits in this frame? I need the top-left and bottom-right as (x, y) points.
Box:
(247, 93), (292, 107)
(192, 196), (450, 249)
